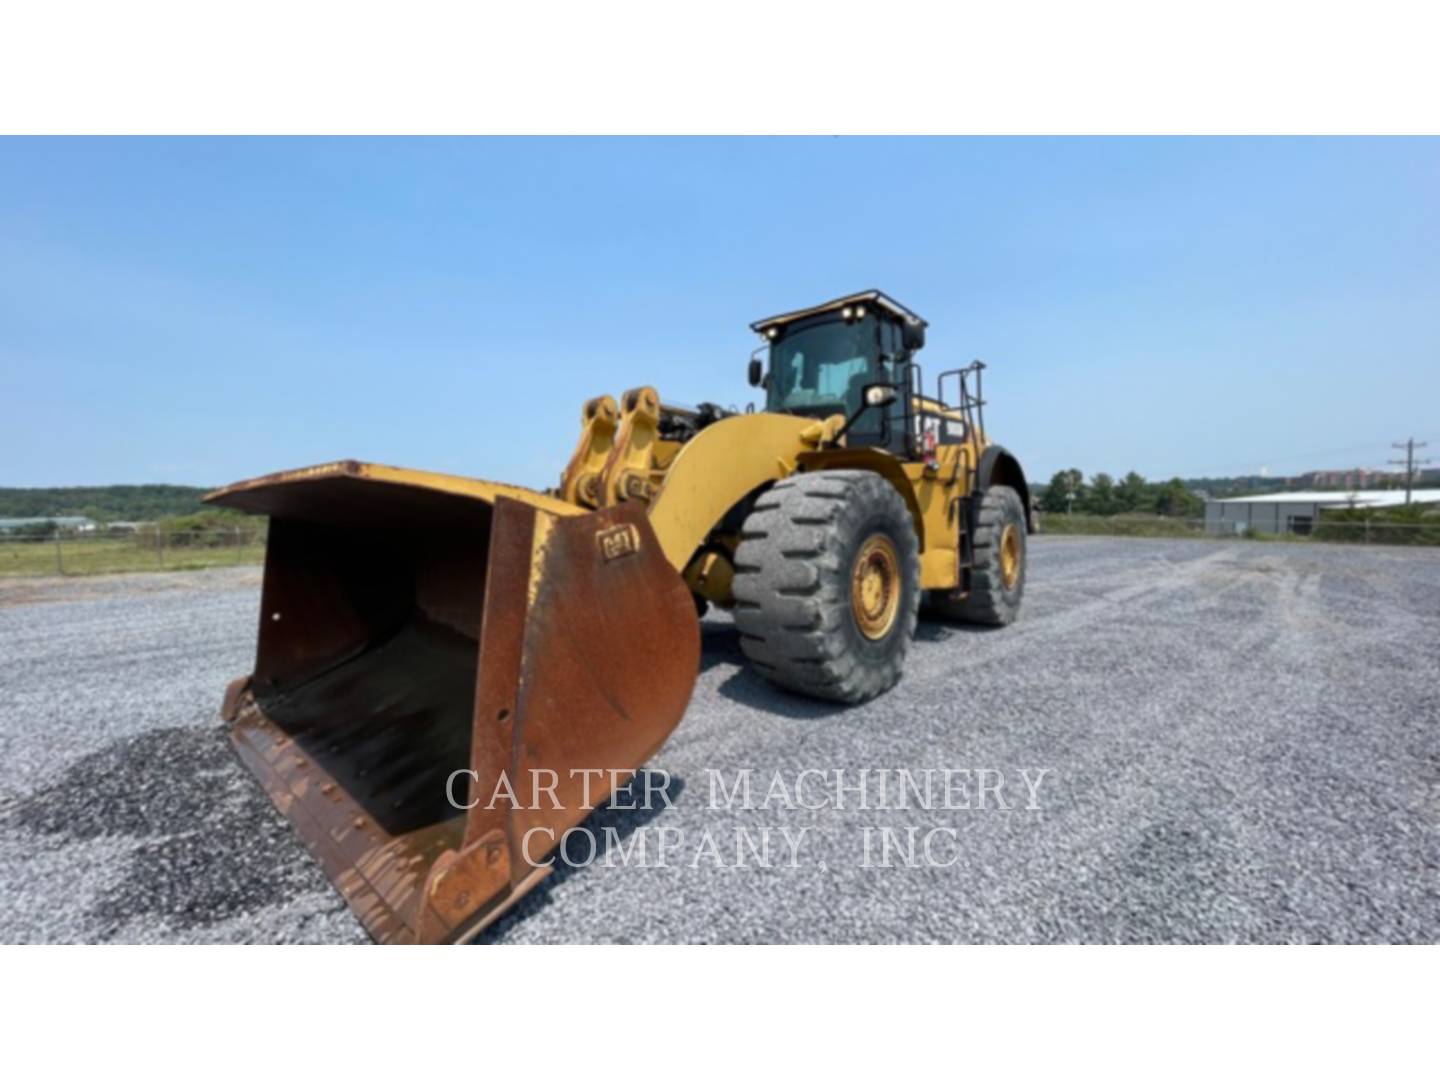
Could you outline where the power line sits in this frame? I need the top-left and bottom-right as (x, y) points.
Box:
(1032, 435), (1440, 487)
(1179, 439), (1414, 478)
(1388, 437), (1432, 504)
(1173, 434), (1440, 482)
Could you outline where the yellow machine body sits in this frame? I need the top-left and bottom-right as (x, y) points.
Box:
(209, 293), (1029, 944)
(559, 392), (1005, 605)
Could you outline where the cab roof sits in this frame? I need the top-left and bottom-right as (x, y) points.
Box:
(749, 290), (927, 335)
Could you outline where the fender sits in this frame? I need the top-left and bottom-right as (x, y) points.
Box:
(646, 412), (816, 571)
(976, 444), (1034, 533)
(793, 446), (928, 551)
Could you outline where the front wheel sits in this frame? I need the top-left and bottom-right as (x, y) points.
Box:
(732, 471), (920, 703)
(927, 484), (1026, 626)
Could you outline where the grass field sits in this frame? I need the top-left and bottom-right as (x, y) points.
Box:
(6, 513), (1433, 578)
(0, 535), (265, 577)
(1041, 513), (1206, 538)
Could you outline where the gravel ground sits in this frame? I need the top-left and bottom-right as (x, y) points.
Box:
(1, 537), (1436, 943)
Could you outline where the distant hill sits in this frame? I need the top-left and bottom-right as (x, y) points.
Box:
(0, 485), (213, 523)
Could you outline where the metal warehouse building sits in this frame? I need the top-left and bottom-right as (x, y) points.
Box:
(0, 516), (97, 533)
(1205, 489), (1440, 535)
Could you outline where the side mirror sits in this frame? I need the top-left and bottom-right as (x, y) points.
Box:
(833, 382), (901, 443)
(901, 321), (925, 351)
(748, 358), (763, 387)
(863, 383), (898, 408)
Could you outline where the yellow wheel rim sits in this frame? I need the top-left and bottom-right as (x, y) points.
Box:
(851, 534), (901, 640)
(1000, 522), (1022, 591)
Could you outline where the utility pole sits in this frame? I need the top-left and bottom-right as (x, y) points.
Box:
(1389, 438), (1431, 504)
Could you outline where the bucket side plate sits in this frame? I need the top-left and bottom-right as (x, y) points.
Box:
(220, 491), (699, 944)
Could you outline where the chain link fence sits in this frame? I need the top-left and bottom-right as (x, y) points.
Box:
(0, 526), (268, 577)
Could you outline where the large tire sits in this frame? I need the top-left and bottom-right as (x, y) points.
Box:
(927, 484), (1026, 626)
(732, 471), (920, 703)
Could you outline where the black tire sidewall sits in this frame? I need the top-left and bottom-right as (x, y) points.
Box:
(921, 482), (1026, 626)
(993, 488), (1026, 608)
(834, 498), (921, 668)
(732, 469), (922, 703)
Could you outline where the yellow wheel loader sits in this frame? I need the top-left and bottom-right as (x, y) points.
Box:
(208, 290), (1032, 943)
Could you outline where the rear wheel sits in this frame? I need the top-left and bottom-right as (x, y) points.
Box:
(732, 471), (920, 703)
(927, 484), (1026, 626)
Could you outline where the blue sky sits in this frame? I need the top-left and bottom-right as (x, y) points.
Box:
(1, 137), (1436, 490)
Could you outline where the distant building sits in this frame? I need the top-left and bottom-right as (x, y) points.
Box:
(1295, 468), (1402, 491)
(1205, 490), (1440, 535)
(0, 516), (97, 534)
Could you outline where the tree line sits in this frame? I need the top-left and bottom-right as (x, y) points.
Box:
(0, 484), (212, 523)
(1037, 470), (1203, 518)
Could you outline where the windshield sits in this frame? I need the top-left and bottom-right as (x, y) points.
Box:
(766, 315), (881, 417)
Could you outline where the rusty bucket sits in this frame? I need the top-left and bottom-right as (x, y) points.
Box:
(208, 461), (699, 943)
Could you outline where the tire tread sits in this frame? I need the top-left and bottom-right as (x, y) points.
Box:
(733, 470), (920, 703)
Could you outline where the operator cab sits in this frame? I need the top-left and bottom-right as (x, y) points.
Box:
(748, 290), (929, 456)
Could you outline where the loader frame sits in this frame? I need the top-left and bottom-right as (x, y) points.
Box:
(207, 290), (1030, 943)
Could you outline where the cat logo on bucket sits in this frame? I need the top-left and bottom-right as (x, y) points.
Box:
(597, 523), (641, 562)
